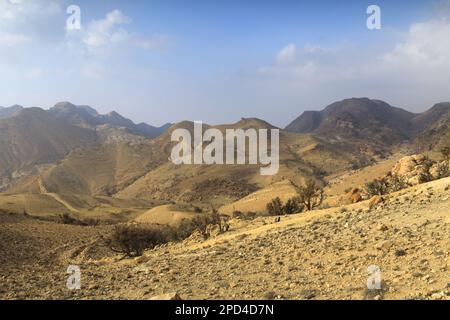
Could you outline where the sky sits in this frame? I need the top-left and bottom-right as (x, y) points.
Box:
(1, 0), (450, 127)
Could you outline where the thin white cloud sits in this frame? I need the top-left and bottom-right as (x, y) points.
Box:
(80, 63), (105, 80)
(257, 14), (450, 112)
(382, 19), (450, 67)
(77, 9), (172, 54)
(136, 34), (173, 51)
(0, 0), (63, 45)
(25, 68), (43, 80)
(276, 43), (297, 64)
(82, 10), (131, 48)
(259, 43), (343, 84)
(0, 33), (31, 47)
(0, 2), (172, 54)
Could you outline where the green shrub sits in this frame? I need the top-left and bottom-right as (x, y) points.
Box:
(388, 174), (408, 192)
(232, 211), (244, 219)
(173, 210), (226, 240)
(193, 206), (203, 213)
(436, 161), (450, 179)
(283, 197), (302, 215)
(439, 130), (450, 160)
(266, 197), (283, 215)
(364, 178), (389, 197)
(108, 209), (229, 257)
(60, 212), (78, 225)
(266, 196), (304, 215)
(59, 213), (99, 226)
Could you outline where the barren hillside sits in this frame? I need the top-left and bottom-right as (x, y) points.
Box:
(1, 177), (448, 300)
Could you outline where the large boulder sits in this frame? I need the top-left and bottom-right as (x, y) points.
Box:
(339, 188), (363, 205)
(391, 155), (422, 176)
(350, 189), (363, 203)
(390, 154), (432, 186)
(349, 188), (363, 203)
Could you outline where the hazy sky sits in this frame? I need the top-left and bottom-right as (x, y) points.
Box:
(1, 0), (450, 127)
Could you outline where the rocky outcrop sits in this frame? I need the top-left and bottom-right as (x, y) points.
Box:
(390, 155), (431, 185)
(341, 188), (363, 205)
(390, 155), (449, 186)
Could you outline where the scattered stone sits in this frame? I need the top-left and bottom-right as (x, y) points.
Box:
(134, 256), (149, 264)
(431, 293), (443, 300)
(300, 289), (316, 300)
(394, 249), (407, 257)
(264, 291), (277, 300)
(375, 240), (393, 251)
(149, 292), (182, 300)
(369, 196), (384, 209)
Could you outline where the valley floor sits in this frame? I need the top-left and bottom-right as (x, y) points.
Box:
(0, 177), (449, 300)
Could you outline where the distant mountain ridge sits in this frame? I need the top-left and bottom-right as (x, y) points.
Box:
(285, 98), (450, 146)
(25, 116), (362, 207)
(49, 102), (171, 138)
(1, 97), (449, 200)
(0, 105), (24, 119)
(0, 107), (97, 189)
(0, 102), (171, 190)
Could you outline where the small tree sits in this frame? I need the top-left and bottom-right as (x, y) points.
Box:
(266, 197), (283, 215)
(108, 224), (170, 257)
(291, 179), (324, 211)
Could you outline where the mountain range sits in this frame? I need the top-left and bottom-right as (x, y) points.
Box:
(0, 98), (449, 209)
(49, 102), (171, 138)
(285, 98), (450, 148)
(0, 102), (170, 190)
(0, 105), (24, 119)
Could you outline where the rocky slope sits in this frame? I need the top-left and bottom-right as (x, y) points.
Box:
(0, 103), (170, 191)
(0, 108), (97, 189)
(1, 176), (448, 300)
(7, 117), (369, 210)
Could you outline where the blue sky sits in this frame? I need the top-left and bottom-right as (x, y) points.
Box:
(1, 0), (449, 126)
